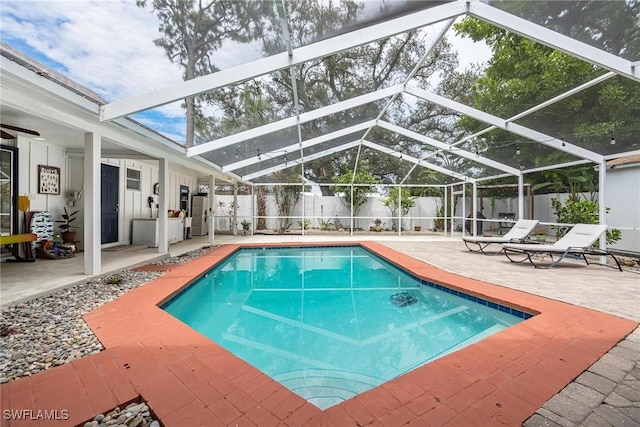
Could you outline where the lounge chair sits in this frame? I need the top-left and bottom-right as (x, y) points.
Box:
(502, 223), (622, 271)
(463, 219), (539, 254)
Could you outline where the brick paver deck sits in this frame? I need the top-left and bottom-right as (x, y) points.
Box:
(1, 242), (636, 426)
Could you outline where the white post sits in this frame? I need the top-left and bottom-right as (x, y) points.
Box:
(251, 184), (255, 236)
(599, 160), (607, 264)
(302, 183), (306, 236)
(443, 185), (448, 237)
(462, 183), (466, 236)
(208, 175), (215, 243)
(449, 185), (454, 236)
(518, 173), (525, 219)
(350, 184), (354, 237)
(232, 184), (238, 236)
(158, 158), (169, 254)
(83, 132), (101, 275)
(472, 182), (478, 236)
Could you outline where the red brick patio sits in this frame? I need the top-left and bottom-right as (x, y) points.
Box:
(1, 242), (636, 426)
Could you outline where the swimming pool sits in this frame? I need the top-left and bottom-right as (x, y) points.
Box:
(163, 246), (528, 409)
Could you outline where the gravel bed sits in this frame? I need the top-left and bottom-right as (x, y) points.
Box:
(82, 401), (160, 427)
(0, 246), (216, 384)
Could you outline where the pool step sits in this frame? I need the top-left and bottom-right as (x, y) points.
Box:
(273, 369), (382, 409)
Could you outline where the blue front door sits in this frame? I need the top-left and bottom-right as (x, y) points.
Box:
(101, 164), (119, 244)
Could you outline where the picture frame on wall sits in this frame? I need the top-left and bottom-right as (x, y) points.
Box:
(38, 165), (60, 195)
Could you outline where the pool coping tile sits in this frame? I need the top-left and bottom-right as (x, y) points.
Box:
(1, 241), (636, 426)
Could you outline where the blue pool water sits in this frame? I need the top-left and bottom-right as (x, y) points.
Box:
(163, 246), (526, 409)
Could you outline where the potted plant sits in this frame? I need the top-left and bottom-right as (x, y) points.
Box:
(56, 207), (79, 243)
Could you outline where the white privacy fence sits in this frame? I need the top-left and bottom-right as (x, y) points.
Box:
(212, 190), (638, 253)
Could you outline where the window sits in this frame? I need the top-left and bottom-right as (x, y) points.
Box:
(126, 168), (141, 190)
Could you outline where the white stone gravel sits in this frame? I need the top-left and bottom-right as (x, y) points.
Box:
(0, 246), (215, 384)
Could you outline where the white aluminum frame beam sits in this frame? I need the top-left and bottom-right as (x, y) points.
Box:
(242, 140), (361, 181)
(274, 0), (293, 57)
(468, 1), (640, 82)
(187, 85), (402, 157)
(346, 21), (458, 185)
(377, 120), (521, 176)
(222, 121), (375, 172)
(405, 84), (604, 163)
(362, 140), (476, 183)
(101, 1), (465, 121)
(354, 18), (455, 173)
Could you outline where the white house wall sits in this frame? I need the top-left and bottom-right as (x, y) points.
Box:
(68, 157), (200, 246)
(14, 136), (68, 232)
(605, 165), (640, 253)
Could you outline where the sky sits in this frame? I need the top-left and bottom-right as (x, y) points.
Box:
(1, 0), (491, 143)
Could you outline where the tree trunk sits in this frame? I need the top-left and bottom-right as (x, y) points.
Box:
(256, 186), (267, 230)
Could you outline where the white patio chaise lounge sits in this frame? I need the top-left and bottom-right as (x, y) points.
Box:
(502, 223), (622, 271)
(462, 219), (539, 254)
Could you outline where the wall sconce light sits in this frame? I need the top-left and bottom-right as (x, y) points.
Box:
(67, 190), (82, 207)
(610, 136), (616, 145)
(515, 146), (521, 156)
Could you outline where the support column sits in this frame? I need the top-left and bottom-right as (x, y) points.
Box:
(302, 183), (306, 237)
(158, 158), (169, 254)
(350, 185), (354, 237)
(518, 174), (525, 219)
(472, 182), (477, 236)
(232, 184), (238, 236)
(461, 183), (466, 236)
(443, 186), (448, 237)
(250, 184), (255, 237)
(208, 175), (215, 243)
(598, 160), (607, 263)
(84, 132), (101, 275)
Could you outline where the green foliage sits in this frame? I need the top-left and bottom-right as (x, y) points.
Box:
(137, 0), (272, 146)
(330, 168), (379, 217)
(534, 165), (598, 202)
(383, 187), (415, 231)
(273, 168), (305, 232)
(319, 218), (333, 231)
(551, 198), (621, 245)
(383, 187), (415, 216)
(56, 208), (79, 232)
(106, 275), (122, 285)
(296, 219), (311, 230)
(454, 15), (640, 168)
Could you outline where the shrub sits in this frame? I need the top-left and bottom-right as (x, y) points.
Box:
(551, 198), (621, 245)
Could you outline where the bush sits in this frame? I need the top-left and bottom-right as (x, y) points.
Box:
(551, 198), (621, 245)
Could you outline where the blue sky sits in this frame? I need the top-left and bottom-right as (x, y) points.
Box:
(1, 1), (191, 141)
(1, 1), (490, 144)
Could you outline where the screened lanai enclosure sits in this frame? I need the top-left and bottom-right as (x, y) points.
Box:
(101, 1), (639, 247)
